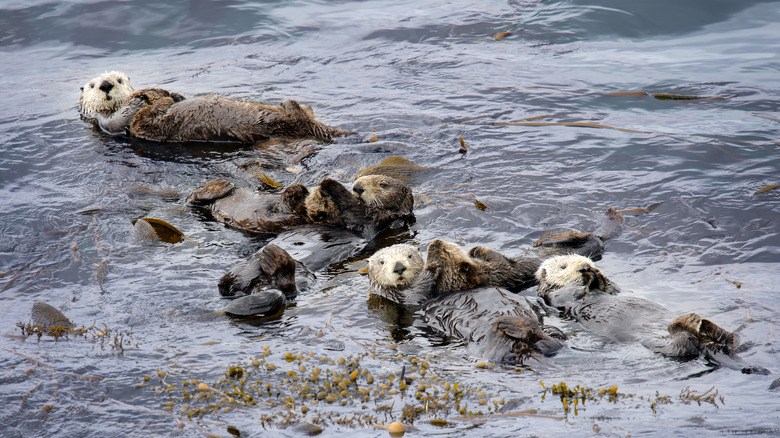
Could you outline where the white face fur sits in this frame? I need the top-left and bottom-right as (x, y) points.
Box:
(79, 71), (134, 118)
(536, 254), (599, 289)
(367, 244), (424, 289)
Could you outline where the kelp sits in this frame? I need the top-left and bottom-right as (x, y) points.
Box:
(132, 218), (186, 244)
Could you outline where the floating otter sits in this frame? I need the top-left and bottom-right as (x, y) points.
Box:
(367, 207), (623, 305)
(219, 244), (302, 317)
(216, 176), (416, 315)
(189, 175), (414, 238)
(536, 254), (769, 374)
(187, 178), (310, 237)
(366, 242), (564, 366)
(79, 71), (351, 143)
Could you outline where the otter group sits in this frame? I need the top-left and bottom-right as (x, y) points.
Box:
(78, 72), (769, 376)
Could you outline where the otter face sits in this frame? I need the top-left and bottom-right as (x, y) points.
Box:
(352, 175), (413, 214)
(305, 179), (368, 229)
(79, 71), (134, 118)
(536, 254), (608, 296)
(305, 186), (343, 226)
(367, 244), (424, 291)
(425, 239), (484, 294)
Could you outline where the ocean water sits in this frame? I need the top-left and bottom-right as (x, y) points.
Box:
(1, 0), (779, 436)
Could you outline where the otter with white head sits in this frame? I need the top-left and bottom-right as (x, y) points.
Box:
(536, 254), (769, 374)
(366, 240), (565, 366)
(78, 71), (351, 143)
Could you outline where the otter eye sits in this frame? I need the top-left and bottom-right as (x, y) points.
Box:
(89, 83), (95, 89)
(460, 262), (471, 273)
(314, 212), (326, 222)
(560, 265), (567, 270)
(408, 254), (413, 259)
(379, 260), (385, 265)
(117, 79), (123, 84)
(380, 183), (389, 190)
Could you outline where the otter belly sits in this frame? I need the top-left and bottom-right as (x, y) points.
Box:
(268, 225), (367, 272)
(209, 188), (303, 235)
(423, 288), (562, 365)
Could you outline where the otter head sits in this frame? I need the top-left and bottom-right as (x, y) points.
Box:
(367, 244), (424, 296)
(305, 178), (368, 229)
(424, 239), (487, 295)
(218, 244), (297, 299)
(352, 175), (413, 215)
(79, 71), (134, 118)
(535, 254), (609, 299)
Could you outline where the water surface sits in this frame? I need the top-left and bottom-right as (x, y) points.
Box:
(1, 0), (779, 436)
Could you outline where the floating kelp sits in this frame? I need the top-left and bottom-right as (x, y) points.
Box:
(142, 348), (505, 431)
(494, 121), (648, 134)
(355, 156), (428, 182)
(458, 137), (467, 154)
(754, 183), (779, 194)
(132, 218), (186, 244)
(16, 303), (133, 351)
(607, 91), (724, 101)
(493, 31), (511, 40)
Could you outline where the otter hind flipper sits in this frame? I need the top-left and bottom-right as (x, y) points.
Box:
(187, 179), (235, 206)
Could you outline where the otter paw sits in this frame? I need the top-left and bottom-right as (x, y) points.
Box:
(187, 179), (235, 205)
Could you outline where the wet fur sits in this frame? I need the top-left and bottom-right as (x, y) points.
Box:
(79, 71), (350, 143)
(536, 255), (768, 373)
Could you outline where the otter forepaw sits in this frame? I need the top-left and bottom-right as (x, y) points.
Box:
(187, 179), (235, 205)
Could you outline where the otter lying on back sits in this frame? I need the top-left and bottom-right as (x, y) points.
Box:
(188, 174), (414, 238)
(536, 254), (769, 374)
(367, 242), (565, 366)
(216, 175), (416, 313)
(79, 71), (351, 143)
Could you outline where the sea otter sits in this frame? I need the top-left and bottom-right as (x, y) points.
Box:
(366, 242), (565, 366)
(536, 254), (769, 374)
(216, 176), (416, 313)
(367, 207), (623, 304)
(79, 71), (351, 143)
(187, 178), (310, 237)
(189, 175), (414, 238)
(219, 244), (302, 317)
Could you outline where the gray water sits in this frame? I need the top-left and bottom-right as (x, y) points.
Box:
(1, 0), (779, 436)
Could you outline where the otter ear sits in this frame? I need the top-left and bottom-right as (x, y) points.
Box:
(80, 86), (84, 91)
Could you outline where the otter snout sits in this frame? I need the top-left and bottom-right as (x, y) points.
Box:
(393, 262), (407, 276)
(99, 80), (114, 94)
(352, 183), (364, 197)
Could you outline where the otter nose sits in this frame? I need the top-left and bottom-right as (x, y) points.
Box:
(392, 262), (406, 275)
(353, 183), (364, 196)
(99, 80), (114, 94)
(578, 266), (592, 274)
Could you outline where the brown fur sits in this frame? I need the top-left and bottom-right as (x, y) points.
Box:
(79, 71), (351, 143)
(188, 180), (310, 236)
(219, 244), (297, 298)
(128, 94), (349, 143)
(425, 240), (540, 295)
(352, 175), (413, 214)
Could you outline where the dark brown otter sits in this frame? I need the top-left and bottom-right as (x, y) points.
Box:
(536, 254), (769, 374)
(216, 176), (416, 310)
(423, 288), (565, 366)
(219, 244), (300, 318)
(187, 178), (310, 237)
(189, 175), (414, 239)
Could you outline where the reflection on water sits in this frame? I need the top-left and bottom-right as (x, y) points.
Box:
(1, 0), (779, 436)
